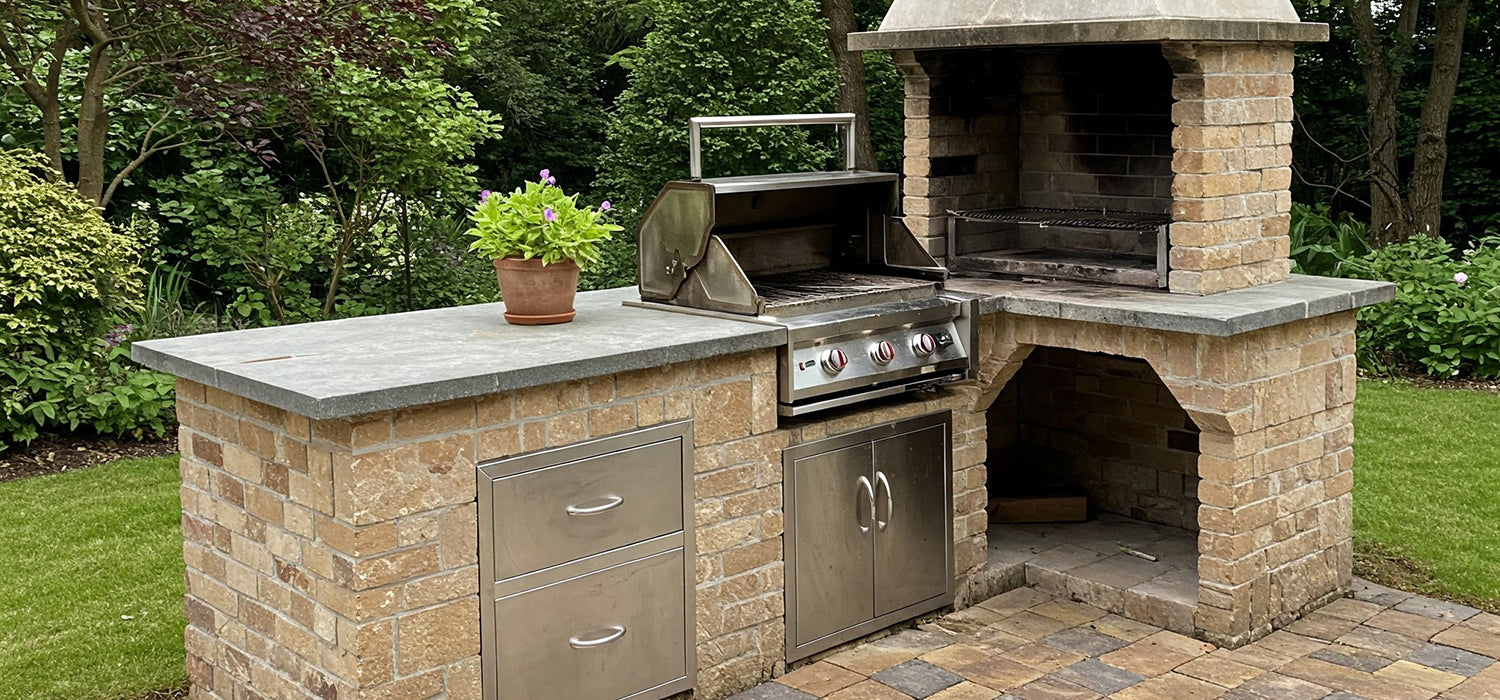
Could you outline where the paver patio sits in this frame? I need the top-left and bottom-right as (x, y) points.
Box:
(731, 580), (1500, 700)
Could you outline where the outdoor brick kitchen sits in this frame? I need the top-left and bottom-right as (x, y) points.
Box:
(132, 2), (1405, 700)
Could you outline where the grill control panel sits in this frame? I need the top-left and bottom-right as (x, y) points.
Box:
(788, 319), (968, 401)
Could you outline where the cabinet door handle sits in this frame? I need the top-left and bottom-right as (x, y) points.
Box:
(875, 471), (892, 531)
(855, 476), (875, 533)
(569, 625), (627, 649)
(566, 495), (624, 516)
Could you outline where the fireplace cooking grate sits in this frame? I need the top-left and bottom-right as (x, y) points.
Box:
(948, 207), (1171, 233)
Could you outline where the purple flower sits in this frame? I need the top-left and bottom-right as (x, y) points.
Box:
(544, 207), (557, 222)
(539, 169), (550, 181)
(1456, 272), (1469, 286)
(103, 323), (134, 348)
(600, 200), (612, 212)
(546, 176), (557, 185)
(479, 189), (492, 203)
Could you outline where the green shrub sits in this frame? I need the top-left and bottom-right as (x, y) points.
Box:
(1290, 202), (1374, 277)
(598, 0), (839, 212)
(1353, 235), (1500, 378)
(1, 150), (146, 340)
(0, 149), (175, 447)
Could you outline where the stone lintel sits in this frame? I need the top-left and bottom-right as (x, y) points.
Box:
(949, 274), (1393, 337)
(850, 19), (1328, 52)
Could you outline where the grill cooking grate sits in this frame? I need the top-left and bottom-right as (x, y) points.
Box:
(750, 270), (935, 312)
(949, 207), (1170, 233)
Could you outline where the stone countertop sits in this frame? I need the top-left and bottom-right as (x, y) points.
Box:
(947, 274), (1395, 337)
(132, 287), (785, 420)
(135, 276), (1395, 420)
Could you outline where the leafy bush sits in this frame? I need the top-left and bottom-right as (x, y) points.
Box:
(1, 150), (147, 340)
(598, 0), (839, 211)
(1353, 236), (1500, 378)
(2, 343), (178, 444)
(1290, 202), (1374, 277)
(469, 173), (622, 269)
(0, 149), (174, 447)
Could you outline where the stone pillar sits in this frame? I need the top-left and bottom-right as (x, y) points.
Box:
(1165, 42), (1297, 295)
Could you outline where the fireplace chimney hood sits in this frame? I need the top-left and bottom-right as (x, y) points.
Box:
(848, 0), (1327, 51)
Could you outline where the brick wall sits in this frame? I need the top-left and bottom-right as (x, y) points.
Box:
(1017, 46), (1175, 216)
(176, 350), (991, 700)
(988, 347), (1201, 531)
(895, 48), (1022, 259)
(975, 310), (1357, 647)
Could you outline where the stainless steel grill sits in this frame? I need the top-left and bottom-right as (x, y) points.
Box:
(631, 114), (975, 417)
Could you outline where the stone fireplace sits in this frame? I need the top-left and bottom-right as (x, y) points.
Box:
(850, 0), (1382, 650)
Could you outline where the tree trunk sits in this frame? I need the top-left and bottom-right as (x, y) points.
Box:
(41, 25), (76, 178)
(818, 0), (878, 171)
(75, 42), (112, 206)
(1344, 0), (1435, 243)
(1408, 0), (1470, 239)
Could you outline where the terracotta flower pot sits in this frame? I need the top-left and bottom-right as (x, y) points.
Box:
(492, 257), (580, 325)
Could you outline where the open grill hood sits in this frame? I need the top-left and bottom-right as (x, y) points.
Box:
(849, 0), (1327, 51)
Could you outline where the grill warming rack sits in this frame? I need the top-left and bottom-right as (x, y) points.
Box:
(946, 206), (1171, 289)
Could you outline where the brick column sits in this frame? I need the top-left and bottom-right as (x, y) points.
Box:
(1165, 42), (1297, 295)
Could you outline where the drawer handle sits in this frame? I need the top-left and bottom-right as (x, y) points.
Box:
(566, 495), (624, 516)
(569, 625), (627, 649)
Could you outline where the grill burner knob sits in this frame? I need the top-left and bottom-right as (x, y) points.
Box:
(869, 340), (897, 365)
(912, 333), (937, 356)
(820, 348), (850, 373)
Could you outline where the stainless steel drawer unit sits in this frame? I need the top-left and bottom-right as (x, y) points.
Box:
(783, 411), (954, 661)
(478, 421), (695, 700)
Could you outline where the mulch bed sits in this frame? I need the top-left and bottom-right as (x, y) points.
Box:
(1355, 540), (1499, 615)
(124, 687), (188, 700)
(1360, 368), (1500, 393)
(0, 429), (178, 484)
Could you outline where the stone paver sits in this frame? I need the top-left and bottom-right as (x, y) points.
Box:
(1407, 643), (1494, 677)
(1041, 628), (1127, 658)
(871, 660), (964, 699)
(1050, 658), (1143, 695)
(745, 586), (1500, 700)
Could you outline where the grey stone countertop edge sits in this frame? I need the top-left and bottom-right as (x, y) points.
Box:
(948, 274), (1396, 337)
(132, 287), (787, 420)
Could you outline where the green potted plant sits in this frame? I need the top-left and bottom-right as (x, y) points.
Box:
(469, 170), (621, 325)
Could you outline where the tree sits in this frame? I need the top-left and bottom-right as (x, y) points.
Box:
(818, 0), (878, 171)
(458, 0), (646, 194)
(598, 0), (839, 210)
(1342, 0), (1471, 243)
(0, 0), (480, 209)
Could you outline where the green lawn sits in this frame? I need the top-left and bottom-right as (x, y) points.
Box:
(1355, 379), (1500, 607)
(0, 456), (186, 700)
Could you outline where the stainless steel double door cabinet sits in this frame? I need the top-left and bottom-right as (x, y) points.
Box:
(784, 411), (954, 661)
